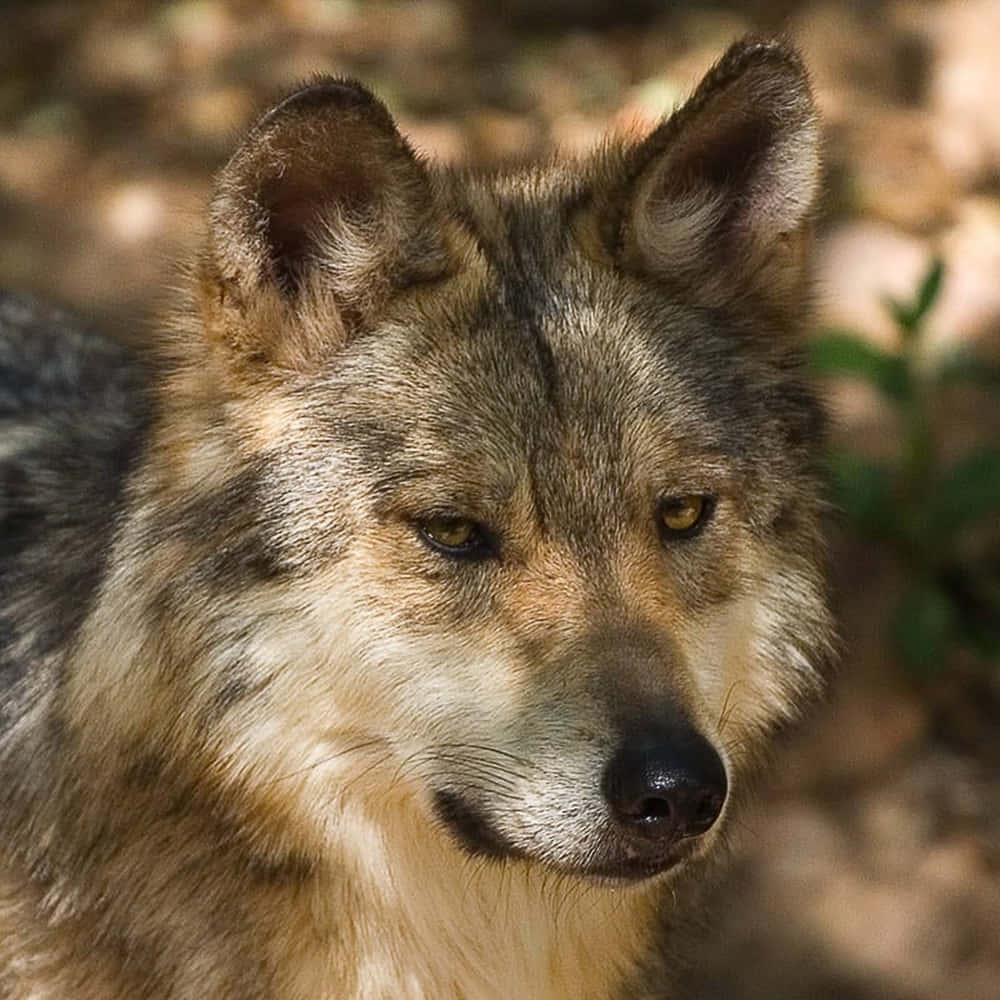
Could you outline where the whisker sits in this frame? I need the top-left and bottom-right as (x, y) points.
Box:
(434, 742), (534, 769)
(263, 738), (390, 785)
(716, 681), (742, 735)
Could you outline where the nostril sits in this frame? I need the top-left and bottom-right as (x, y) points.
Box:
(635, 796), (673, 824)
(602, 724), (728, 843)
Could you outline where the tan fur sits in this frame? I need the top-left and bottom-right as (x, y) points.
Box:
(0, 38), (834, 999)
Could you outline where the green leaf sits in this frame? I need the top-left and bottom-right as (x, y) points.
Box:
(934, 349), (1000, 389)
(828, 451), (898, 536)
(891, 581), (957, 673)
(884, 258), (945, 340)
(810, 331), (911, 403)
(914, 259), (945, 324)
(885, 296), (919, 336)
(927, 446), (1000, 536)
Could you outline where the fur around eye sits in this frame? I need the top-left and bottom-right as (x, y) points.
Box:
(417, 515), (492, 559)
(658, 495), (714, 539)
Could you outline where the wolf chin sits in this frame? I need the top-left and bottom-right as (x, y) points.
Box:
(0, 37), (835, 1000)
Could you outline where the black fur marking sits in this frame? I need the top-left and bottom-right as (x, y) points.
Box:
(0, 461), (43, 564)
(212, 666), (275, 715)
(147, 466), (295, 593)
(499, 203), (565, 408)
(200, 527), (292, 589)
(432, 789), (522, 861)
(244, 850), (316, 885)
(0, 620), (17, 693)
(215, 676), (253, 713)
(330, 415), (408, 477)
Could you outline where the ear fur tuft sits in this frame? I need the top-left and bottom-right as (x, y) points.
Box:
(614, 37), (821, 312)
(202, 78), (451, 370)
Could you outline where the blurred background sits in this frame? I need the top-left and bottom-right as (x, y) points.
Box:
(1, 2), (998, 997)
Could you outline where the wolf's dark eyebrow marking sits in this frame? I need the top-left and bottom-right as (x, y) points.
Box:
(368, 467), (437, 497)
(367, 470), (517, 521)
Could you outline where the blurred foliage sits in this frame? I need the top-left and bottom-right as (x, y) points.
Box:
(812, 260), (1000, 674)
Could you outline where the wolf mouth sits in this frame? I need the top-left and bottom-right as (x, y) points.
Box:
(576, 849), (692, 884)
(432, 788), (693, 883)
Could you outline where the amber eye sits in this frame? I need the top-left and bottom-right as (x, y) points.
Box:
(418, 515), (490, 558)
(659, 494), (713, 538)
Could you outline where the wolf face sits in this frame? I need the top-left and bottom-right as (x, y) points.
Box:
(116, 40), (833, 883)
(1, 37), (835, 1000)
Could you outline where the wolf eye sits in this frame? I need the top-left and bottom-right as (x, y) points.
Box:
(659, 494), (713, 539)
(418, 515), (491, 559)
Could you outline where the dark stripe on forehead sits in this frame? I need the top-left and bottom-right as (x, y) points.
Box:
(495, 197), (582, 408)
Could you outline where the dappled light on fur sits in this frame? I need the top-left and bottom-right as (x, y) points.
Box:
(0, 34), (834, 1000)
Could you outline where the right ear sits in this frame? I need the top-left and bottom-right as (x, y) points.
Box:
(605, 38), (821, 318)
(202, 79), (452, 370)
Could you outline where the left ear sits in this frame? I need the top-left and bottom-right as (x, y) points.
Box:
(201, 78), (453, 372)
(614, 38), (821, 312)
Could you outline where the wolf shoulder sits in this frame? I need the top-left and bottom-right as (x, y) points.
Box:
(0, 291), (151, 718)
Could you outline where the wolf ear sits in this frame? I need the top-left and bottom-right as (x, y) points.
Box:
(203, 79), (451, 369)
(613, 39), (820, 312)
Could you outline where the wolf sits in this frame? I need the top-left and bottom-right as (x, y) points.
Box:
(0, 37), (834, 1000)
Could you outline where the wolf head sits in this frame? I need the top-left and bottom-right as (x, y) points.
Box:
(122, 38), (834, 884)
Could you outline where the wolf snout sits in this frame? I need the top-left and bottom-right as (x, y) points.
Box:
(601, 726), (728, 844)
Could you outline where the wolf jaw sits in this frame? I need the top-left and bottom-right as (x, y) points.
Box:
(0, 37), (834, 1000)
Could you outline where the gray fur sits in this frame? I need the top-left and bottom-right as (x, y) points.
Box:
(0, 38), (835, 1000)
(0, 293), (150, 730)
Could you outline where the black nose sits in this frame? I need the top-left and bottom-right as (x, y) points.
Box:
(602, 725), (727, 842)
